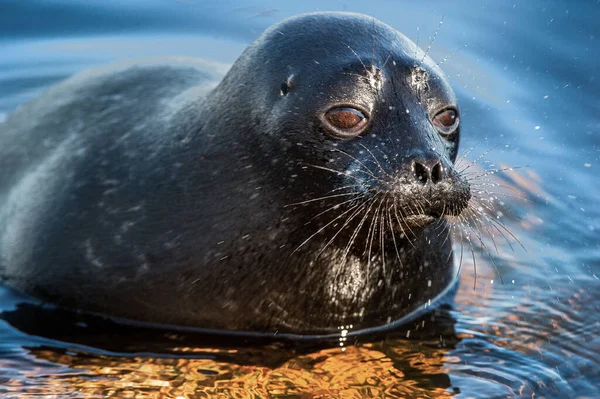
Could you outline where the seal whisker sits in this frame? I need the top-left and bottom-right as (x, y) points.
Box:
(438, 203), (448, 229)
(443, 167), (526, 290)
(393, 201), (417, 248)
(316, 199), (369, 258)
(370, 15), (376, 68)
(455, 157), (486, 176)
(451, 145), (528, 286)
(463, 212), (505, 285)
(379, 197), (388, 275)
(469, 182), (523, 197)
(331, 199), (374, 282)
(342, 195), (380, 261)
(438, 218), (453, 267)
(469, 186), (529, 202)
(466, 192), (526, 252)
(449, 195), (514, 289)
(449, 192), (514, 254)
(464, 220), (479, 290)
(365, 195), (385, 272)
(382, 27), (402, 71)
(455, 145), (501, 174)
(381, 51), (393, 70)
(418, 15), (445, 67)
(372, 195), (387, 271)
(413, 198), (428, 219)
(466, 166), (527, 181)
(321, 183), (365, 195)
(386, 199), (404, 270)
(304, 164), (372, 186)
(470, 144), (500, 164)
(480, 219), (516, 253)
(475, 212), (519, 253)
(432, 44), (467, 70)
(305, 196), (366, 224)
(455, 224), (466, 281)
(292, 199), (368, 254)
(414, 26), (420, 60)
(481, 212), (526, 252)
(345, 44), (368, 74)
(468, 181), (522, 195)
(436, 207), (452, 243)
(467, 208), (501, 254)
(285, 191), (362, 207)
(364, 195), (381, 257)
(458, 145), (479, 160)
(332, 148), (387, 183)
(374, 147), (392, 166)
(450, 214), (472, 267)
(357, 143), (392, 179)
(435, 219), (449, 239)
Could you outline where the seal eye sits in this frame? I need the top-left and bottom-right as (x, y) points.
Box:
(323, 107), (368, 137)
(432, 108), (459, 136)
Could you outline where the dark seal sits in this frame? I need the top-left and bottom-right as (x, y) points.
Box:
(0, 12), (469, 336)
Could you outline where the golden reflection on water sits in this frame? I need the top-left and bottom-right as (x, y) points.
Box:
(8, 340), (458, 398)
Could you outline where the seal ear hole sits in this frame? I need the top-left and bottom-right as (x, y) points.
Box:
(280, 82), (290, 96)
(431, 107), (459, 137)
(322, 106), (369, 138)
(280, 75), (294, 96)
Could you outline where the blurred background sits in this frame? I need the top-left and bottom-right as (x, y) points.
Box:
(0, 1), (598, 398)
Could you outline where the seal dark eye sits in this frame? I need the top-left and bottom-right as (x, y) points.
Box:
(323, 107), (368, 138)
(432, 108), (459, 136)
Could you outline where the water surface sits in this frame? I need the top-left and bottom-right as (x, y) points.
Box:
(0, 0), (598, 398)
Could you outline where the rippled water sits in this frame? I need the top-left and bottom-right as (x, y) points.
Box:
(0, 0), (598, 398)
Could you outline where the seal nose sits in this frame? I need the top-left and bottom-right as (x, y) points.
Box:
(412, 159), (444, 185)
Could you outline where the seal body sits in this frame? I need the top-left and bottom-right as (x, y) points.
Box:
(0, 12), (469, 335)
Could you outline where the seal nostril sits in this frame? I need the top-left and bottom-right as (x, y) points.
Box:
(413, 161), (429, 184)
(431, 162), (444, 184)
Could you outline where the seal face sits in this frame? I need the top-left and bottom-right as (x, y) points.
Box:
(0, 12), (469, 335)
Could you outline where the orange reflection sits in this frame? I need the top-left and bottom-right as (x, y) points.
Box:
(0, 335), (462, 398)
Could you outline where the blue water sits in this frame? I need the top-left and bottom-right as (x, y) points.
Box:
(0, 1), (598, 398)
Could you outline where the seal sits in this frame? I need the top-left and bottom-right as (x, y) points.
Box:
(0, 12), (470, 336)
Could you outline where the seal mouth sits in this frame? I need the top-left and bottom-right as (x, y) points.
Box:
(400, 214), (437, 229)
